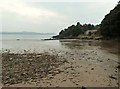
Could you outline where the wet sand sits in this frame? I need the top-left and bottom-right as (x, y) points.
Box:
(1, 40), (119, 87)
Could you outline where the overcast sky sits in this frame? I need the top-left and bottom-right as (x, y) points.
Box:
(0, 0), (119, 33)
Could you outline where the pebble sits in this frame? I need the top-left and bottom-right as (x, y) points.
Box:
(116, 65), (120, 69)
(109, 75), (117, 80)
(69, 76), (74, 79)
(81, 86), (86, 89)
(55, 85), (59, 87)
(62, 79), (67, 81)
(104, 69), (107, 70)
(2, 52), (66, 85)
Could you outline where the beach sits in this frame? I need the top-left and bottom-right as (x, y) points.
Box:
(1, 39), (119, 87)
(1, 0), (120, 88)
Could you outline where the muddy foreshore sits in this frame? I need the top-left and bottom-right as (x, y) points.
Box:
(0, 40), (120, 88)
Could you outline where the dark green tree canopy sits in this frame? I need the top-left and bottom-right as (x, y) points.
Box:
(58, 22), (96, 38)
(55, 2), (120, 39)
(100, 1), (120, 38)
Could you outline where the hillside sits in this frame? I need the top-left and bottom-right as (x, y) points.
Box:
(53, 1), (120, 40)
(100, 1), (120, 39)
(53, 22), (97, 39)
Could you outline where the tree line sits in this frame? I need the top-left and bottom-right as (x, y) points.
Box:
(53, 1), (120, 39)
(100, 1), (120, 39)
(58, 22), (98, 38)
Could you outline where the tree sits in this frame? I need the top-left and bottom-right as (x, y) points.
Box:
(58, 22), (95, 38)
(100, 3), (120, 38)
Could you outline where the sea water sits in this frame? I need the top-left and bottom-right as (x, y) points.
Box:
(0, 33), (65, 53)
(0, 33), (119, 54)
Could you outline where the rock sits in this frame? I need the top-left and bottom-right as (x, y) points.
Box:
(104, 69), (107, 70)
(116, 65), (120, 69)
(88, 57), (90, 59)
(91, 68), (94, 70)
(81, 86), (87, 89)
(75, 83), (79, 85)
(109, 75), (117, 80)
(66, 71), (69, 74)
(53, 70), (61, 74)
(9, 58), (13, 61)
(2, 51), (66, 85)
(71, 68), (74, 71)
(99, 60), (103, 62)
(115, 70), (117, 72)
(55, 85), (59, 87)
(62, 79), (66, 81)
(72, 81), (76, 84)
(48, 74), (54, 79)
(28, 59), (33, 61)
(69, 76), (74, 79)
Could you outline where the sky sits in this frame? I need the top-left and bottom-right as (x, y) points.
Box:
(0, 0), (119, 33)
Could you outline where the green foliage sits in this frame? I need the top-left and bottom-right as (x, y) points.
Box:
(100, 2), (120, 38)
(59, 22), (95, 38)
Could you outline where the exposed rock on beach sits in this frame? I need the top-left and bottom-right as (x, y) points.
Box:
(2, 52), (67, 86)
(1, 40), (119, 87)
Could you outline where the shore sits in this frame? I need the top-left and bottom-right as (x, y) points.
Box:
(1, 40), (119, 87)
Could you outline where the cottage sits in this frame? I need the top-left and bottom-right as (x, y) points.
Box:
(85, 30), (98, 35)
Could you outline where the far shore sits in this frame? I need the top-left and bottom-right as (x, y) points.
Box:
(42, 35), (120, 42)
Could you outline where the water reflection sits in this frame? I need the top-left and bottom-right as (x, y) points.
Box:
(59, 39), (119, 54)
(59, 39), (100, 49)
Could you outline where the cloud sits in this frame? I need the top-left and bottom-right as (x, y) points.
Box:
(1, 0), (117, 33)
(0, 0), (66, 23)
(27, 0), (118, 2)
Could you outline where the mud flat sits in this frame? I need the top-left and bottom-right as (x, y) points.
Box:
(1, 40), (119, 87)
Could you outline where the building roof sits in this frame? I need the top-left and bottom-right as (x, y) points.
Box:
(85, 30), (98, 34)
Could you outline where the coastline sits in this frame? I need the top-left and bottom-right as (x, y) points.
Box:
(1, 0), (119, 88)
(1, 40), (119, 87)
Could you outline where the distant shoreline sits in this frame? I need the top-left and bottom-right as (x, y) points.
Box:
(0, 32), (55, 35)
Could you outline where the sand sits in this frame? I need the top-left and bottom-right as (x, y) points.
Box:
(1, 40), (119, 88)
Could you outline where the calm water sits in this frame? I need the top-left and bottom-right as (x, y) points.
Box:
(0, 34), (119, 54)
(1, 34), (65, 52)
